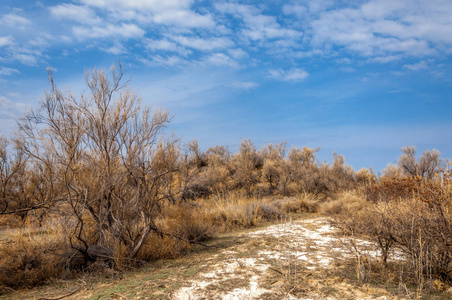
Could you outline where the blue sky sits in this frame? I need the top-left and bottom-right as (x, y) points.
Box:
(1, 0), (452, 172)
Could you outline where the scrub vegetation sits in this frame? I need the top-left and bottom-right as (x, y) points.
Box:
(1, 65), (451, 298)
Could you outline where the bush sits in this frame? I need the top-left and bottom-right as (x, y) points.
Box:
(328, 176), (452, 286)
(0, 226), (67, 292)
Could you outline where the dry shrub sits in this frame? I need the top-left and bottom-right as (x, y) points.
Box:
(202, 193), (320, 231)
(330, 176), (452, 290)
(209, 198), (263, 229)
(133, 233), (189, 262)
(319, 190), (368, 216)
(127, 204), (215, 262)
(256, 202), (280, 220)
(158, 204), (215, 243)
(0, 226), (67, 292)
(0, 214), (21, 228)
(388, 197), (452, 282)
(280, 194), (319, 213)
(366, 175), (448, 203)
(204, 195), (279, 230)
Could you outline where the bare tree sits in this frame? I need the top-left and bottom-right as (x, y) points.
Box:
(0, 136), (49, 222)
(287, 146), (319, 170)
(232, 139), (261, 195)
(260, 143), (286, 191)
(398, 146), (441, 179)
(201, 145), (232, 196)
(17, 63), (176, 262)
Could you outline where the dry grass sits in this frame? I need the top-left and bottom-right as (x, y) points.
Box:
(0, 192), (319, 294)
(318, 190), (368, 215)
(0, 225), (68, 292)
(199, 192), (319, 232)
(323, 179), (452, 297)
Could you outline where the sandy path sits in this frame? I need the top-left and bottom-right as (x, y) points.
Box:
(2, 216), (402, 300)
(173, 217), (394, 300)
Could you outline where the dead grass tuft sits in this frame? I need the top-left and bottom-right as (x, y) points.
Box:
(0, 226), (68, 292)
(323, 177), (452, 296)
(319, 190), (368, 216)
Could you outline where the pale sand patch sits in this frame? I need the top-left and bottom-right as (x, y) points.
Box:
(173, 217), (403, 299)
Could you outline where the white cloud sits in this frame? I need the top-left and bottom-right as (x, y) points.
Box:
(1, 0), (451, 73)
(12, 53), (38, 65)
(269, 68), (309, 82)
(228, 48), (248, 59)
(141, 55), (189, 67)
(101, 42), (127, 55)
(307, 0), (335, 13)
(215, 2), (302, 42)
(369, 55), (402, 63)
(360, 0), (407, 19)
(150, 10), (214, 28)
(49, 4), (101, 25)
(0, 36), (13, 47)
(73, 23), (145, 40)
(144, 38), (191, 55)
(80, 0), (215, 28)
(282, 4), (307, 17)
(168, 35), (234, 51)
(28, 37), (50, 48)
(403, 61), (428, 71)
(205, 53), (238, 67)
(336, 57), (352, 64)
(80, 0), (193, 11)
(0, 67), (20, 76)
(340, 67), (355, 73)
(230, 80), (259, 90)
(0, 13), (31, 29)
(215, 2), (260, 16)
(0, 34), (48, 66)
(309, 0), (452, 60)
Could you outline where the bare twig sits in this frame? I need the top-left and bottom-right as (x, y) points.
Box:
(38, 286), (82, 300)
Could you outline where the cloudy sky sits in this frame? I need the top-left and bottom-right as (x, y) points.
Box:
(1, 0), (452, 172)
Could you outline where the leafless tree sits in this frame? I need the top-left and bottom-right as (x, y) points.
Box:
(17, 63), (177, 262)
(232, 139), (261, 195)
(398, 146), (441, 179)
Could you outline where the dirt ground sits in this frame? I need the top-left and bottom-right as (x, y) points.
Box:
(2, 214), (451, 300)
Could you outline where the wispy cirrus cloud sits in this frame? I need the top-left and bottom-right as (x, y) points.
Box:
(79, 0), (215, 28)
(0, 12), (31, 29)
(230, 80), (259, 90)
(268, 68), (309, 82)
(282, 4), (307, 17)
(49, 4), (102, 25)
(228, 48), (248, 59)
(403, 61), (429, 71)
(73, 23), (145, 40)
(0, 36), (14, 48)
(309, 0), (452, 59)
(167, 35), (234, 52)
(215, 2), (302, 43)
(0, 67), (19, 76)
(205, 53), (238, 68)
(144, 38), (192, 56)
(0, 40), (46, 66)
(2, 0), (452, 72)
(140, 55), (190, 67)
(100, 41), (127, 55)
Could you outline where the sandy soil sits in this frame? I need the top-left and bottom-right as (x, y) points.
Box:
(2, 216), (423, 300)
(172, 217), (397, 299)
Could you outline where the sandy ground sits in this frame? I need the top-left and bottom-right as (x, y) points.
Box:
(2, 216), (417, 300)
(172, 217), (397, 299)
